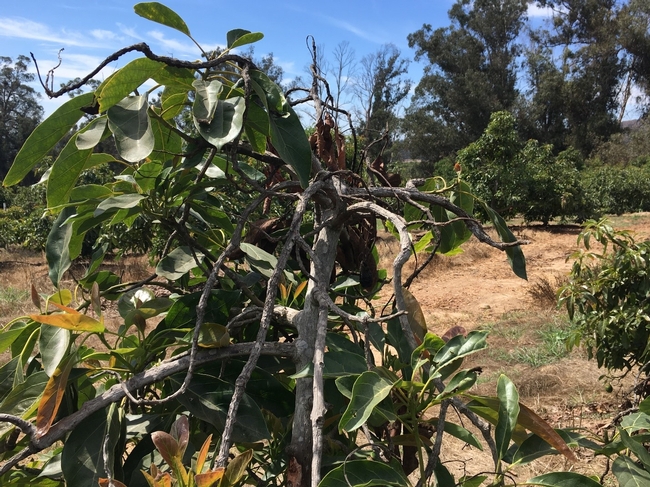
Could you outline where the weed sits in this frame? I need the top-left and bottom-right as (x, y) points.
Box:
(0, 286), (28, 305)
(527, 273), (567, 308)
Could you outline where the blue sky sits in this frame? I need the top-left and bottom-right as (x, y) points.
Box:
(1, 1), (552, 117)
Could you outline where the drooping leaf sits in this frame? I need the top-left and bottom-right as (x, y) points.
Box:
(107, 95), (155, 162)
(35, 355), (74, 437)
(402, 287), (427, 343)
(192, 79), (223, 125)
(39, 325), (71, 377)
(156, 246), (204, 280)
(30, 314), (104, 333)
(339, 371), (393, 432)
(61, 408), (108, 487)
(434, 462), (456, 487)
(195, 96), (246, 149)
(97, 58), (166, 112)
(75, 116), (109, 150)
(46, 207), (76, 288)
(318, 459), (409, 487)
(442, 421), (483, 450)
(619, 428), (650, 471)
(133, 2), (191, 36)
(481, 202), (527, 280)
(268, 106), (312, 188)
(523, 471), (602, 486)
(94, 194), (146, 217)
(612, 454), (650, 487)
(496, 374), (520, 461)
(4, 92), (94, 186)
(47, 134), (94, 208)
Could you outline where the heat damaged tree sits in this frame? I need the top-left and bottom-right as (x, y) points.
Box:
(0, 3), (598, 487)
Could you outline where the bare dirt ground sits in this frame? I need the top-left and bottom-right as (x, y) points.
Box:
(1, 213), (649, 484)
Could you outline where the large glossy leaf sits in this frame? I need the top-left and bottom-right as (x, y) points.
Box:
(168, 373), (270, 442)
(4, 92), (94, 186)
(0, 323), (30, 355)
(150, 117), (183, 163)
(496, 375), (520, 461)
(226, 29), (264, 49)
(268, 106), (312, 188)
(0, 357), (22, 403)
(0, 371), (48, 418)
(35, 355), (74, 437)
(156, 246), (204, 280)
(98, 58), (166, 112)
(339, 371), (393, 432)
(194, 95), (246, 149)
(523, 472), (602, 486)
(612, 455), (650, 486)
(481, 202), (527, 280)
(134, 2), (191, 37)
(39, 325), (71, 377)
(94, 194), (145, 217)
(47, 134), (94, 208)
(318, 460), (409, 487)
(61, 408), (108, 487)
(323, 350), (368, 378)
(46, 207), (76, 288)
(619, 428), (650, 471)
(432, 331), (488, 379)
(107, 95), (154, 162)
(192, 79), (222, 125)
(75, 116), (109, 150)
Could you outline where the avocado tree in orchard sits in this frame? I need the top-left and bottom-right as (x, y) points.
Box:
(0, 4), (606, 487)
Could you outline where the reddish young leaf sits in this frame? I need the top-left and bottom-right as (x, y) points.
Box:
(195, 434), (213, 474)
(195, 468), (225, 487)
(31, 284), (41, 310)
(170, 415), (190, 459)
(98, 479), (128, 487)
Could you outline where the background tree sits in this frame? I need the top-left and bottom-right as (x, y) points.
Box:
(404, 0), (528, 162)
(0, 55), (43, 180)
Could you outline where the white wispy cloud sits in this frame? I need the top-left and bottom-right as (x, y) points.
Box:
(319, 15), (385, 44)
(147, 30), (200, 56)
(0, 17), (105, 48)
(91, 29), (121, 42)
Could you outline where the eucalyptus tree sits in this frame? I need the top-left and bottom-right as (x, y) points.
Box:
(404, 0), (528, 162)
(0, 4), (606, 487)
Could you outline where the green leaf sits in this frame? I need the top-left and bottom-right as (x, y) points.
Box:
(432, 330), (488, 379)
(169, 373), (269, 442)
(0, 371), (48, 418)
(75, 116), (108, 150)
(46, 207), (76, 288)
(0, 357), (22, 403)
(61, 408), (109, 487)
(318, 459), (409, 487)
(98, 58), (166, 112)
(192, 79), (223, 125)
(434, 462), (455, 487)
(496, 374), (520, 461)
(339, 371), (393, 432)
(47, 135), (94, 208)
(150, 117), (183, 163)
(443, 421), (483, 450)
(39, 325), (71, 377)
(194, 96), (246, 149)
(4, 92), (93, 186)
(639, 396), (650, 415)
(612, 455), (650, 487)
(619, 428), (650, 470)
(0, 323), (30, 356)
(70, 184), (112, 203)
(323, 350), (368, 378)
(227, 29), (264, 49)
(133, 2), (191, 36)
(481, 202), (527, 280)
(156, 246), (204, 280)
(436, 369), (479, 399)
(107, 95), (154, 162)
(239, 242), (295, 284)
(268, 105), (312, 188)
(94, 193), (145, 217)
(524, 471), (602, 486)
